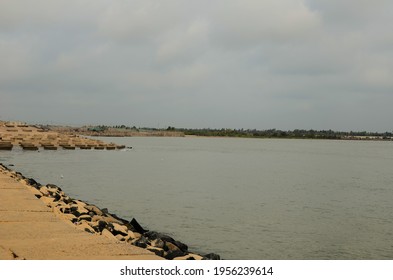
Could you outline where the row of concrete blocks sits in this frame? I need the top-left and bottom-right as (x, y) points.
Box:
(0, 142), (126, 151)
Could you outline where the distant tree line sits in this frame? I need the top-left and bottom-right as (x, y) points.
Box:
(79, 124), (393, 140)
(112, 125), (139, 130)
(86, 125), (139, 131)
(172, 128), (393, 139)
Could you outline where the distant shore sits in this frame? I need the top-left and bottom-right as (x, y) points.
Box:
(48, 124), (393, 141)
(3, 120), (391, 141)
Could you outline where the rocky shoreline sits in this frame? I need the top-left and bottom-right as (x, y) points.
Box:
(0, 163), (220, 260)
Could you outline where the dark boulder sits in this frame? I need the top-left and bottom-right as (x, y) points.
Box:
(202, 253), (221, 260)
(130, 218), (148, 234)
(27, 178), (40, 188)
(47, 184), (62, 192)
(165, 250), (187, 260)
(62, 196), (73, 204)
(148, 248), (165, 258)
(143, 231), (189, 252)
(52, 193), (61, 202)
(151, 238), (165, 249)
(165, 242), (180, 252)
(97, 220), (108, 232)
(172, 240), (188, 252)
(144, 231), (174, 243)
(78, 214), (92, 222)
(72, 210), (81, 217)
(106, 222), (114, 232)
(59, 206), (71, 214)
(132, 236), (149, 248)
(84, 228), (94, 234)
(144, 231), (160, 240)
(14, 172), (24, 180)
(91, 225), (100, 233)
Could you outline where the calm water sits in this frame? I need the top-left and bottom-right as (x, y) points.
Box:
(1, 137), (393, 259)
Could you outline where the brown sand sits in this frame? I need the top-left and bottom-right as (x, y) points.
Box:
(0, 166), (162, 260)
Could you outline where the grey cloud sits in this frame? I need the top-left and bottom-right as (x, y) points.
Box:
(306, 0), (391, 25)
(208, 0), (321, 49)
(1, 0), (393, 131)
(97, 0), (193, 44)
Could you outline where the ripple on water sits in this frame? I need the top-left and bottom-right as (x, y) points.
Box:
(3, 138), (393, 259)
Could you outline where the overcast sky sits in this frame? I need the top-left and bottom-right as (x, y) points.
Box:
(1, 0), (392, 131)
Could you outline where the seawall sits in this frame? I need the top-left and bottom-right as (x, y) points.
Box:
(0, 163), (162, 259)
(0, 163), (219, 260)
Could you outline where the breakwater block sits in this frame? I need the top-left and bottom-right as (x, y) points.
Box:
(130, 218), (147, 234)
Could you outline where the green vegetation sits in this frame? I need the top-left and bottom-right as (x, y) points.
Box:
(174, 128), (393, 140)
(86, 125), (139, 131)
(87, 126), (107, 132)
(68, 124), (393, 140)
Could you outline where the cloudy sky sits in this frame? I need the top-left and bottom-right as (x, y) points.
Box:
(1, 0), (392, 131)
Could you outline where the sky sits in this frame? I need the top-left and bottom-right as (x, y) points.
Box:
(1, 0), (392, 131)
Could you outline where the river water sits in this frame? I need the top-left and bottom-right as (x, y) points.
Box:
(1, 137), (393, 259)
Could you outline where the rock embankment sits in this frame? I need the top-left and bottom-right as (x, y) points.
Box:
(6, 166), (220, 260)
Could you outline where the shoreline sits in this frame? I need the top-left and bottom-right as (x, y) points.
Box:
(0, 121), (220, 260)
(0, 163), (219, 260)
